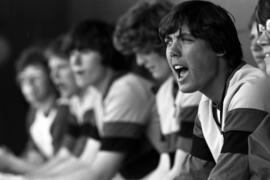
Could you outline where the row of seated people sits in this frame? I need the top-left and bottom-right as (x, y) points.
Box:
(0, 0), (270, 179)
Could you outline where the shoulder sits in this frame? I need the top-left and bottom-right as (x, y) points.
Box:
(109, 73), (154, 101)
(226, 64), (270, 112)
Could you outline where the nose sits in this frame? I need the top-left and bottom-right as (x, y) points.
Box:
(257, 31), (270, 47)
(70, 51), (81, 67)
(167, 42), (182, 60)
(136, 54), (146, 66)
(51, 70), (59, 83)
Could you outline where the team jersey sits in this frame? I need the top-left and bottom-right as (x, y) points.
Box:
(154, 76), (201, 177)
(248, 114), (270, 179)
(177, 63), (270, 180)
(65, 87), (100, 158)
(26, 101), (70, 160)
(84, 72), (159, 179)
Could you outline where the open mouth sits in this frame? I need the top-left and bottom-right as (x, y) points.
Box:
(74, 70), (84, 76)
(173, 65), (188, 79)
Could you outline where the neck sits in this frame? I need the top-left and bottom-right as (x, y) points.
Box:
(201, 59), (231, 105)
(93, 68), (115, 97)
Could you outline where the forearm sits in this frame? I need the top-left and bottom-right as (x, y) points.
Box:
(2, 153), (42, 174)
(27, 149), (73, 176)
(174, 154), (215, 180)
(26, 163), (91, 180)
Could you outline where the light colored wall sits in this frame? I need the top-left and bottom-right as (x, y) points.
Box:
(68, 0), (259, 65)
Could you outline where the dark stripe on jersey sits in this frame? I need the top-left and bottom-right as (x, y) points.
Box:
(225, 108), (267, 132)
(221, 131), (250, 154)
(67, 123), (100, 140)
(81, 123), (100, 140)
(191, 135), (215, 162)
(169, 151), (176, 168)
(67, 123), (81, 138)
(51, 104), (70, 153)
(178, 121), (194, 138)
(83, 109), (96, 125)
(103, 122), (145, 138)
(101, 137), (140, 152)
(178, 106), (198, 123)
(120, 148), (159, 179)
(162, 132), (178, 153)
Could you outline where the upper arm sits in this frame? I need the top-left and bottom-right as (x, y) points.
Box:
(101, 79), (153, 152)
(210, 80), (270, 180)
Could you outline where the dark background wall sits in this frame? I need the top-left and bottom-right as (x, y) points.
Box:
(0, 0), (68, 154)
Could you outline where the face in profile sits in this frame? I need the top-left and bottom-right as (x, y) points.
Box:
(136, 52), (171, 82)
(165, 25), (219, 93)
(257, 20), (270, 75)
(48, 55), (78, 98)
(70, 50), (105, 89)
(18, 65), (52, 106)
(250, 22), (266, 71)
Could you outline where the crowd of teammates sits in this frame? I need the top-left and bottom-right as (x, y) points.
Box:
(0, 0), (270, 180)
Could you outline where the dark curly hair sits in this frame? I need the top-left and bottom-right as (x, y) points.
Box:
(69, 19), (131, 71)
(113, 0), (172, 56)
(159, 0), (243, 69)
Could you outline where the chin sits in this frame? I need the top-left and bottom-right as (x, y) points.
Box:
(178, 83), (197, 93)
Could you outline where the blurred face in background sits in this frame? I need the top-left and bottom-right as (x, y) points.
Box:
(48, 55), (78, 98)
(257, 20), (270, 75)
(250, 22), (266, 71)
(18, 65), (52, 106)
(136, 52), (171, 82)
(70, 50), (106, 89)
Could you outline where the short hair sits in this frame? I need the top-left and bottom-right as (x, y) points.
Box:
(69, 19), (130, 71)
(45, 34), (72, 61)
(16, 46), (58, 95)
(113, 1), (172, 56)
(256, 0), (270, 26)
(16, 46), (50, 77)
(159, 0), (243, 69)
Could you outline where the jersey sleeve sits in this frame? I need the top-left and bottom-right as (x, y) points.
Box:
(209, 78), (270, 180)
(248, 114), (270, 179)
(175, 116), (215, 180)
(175, 91), (201, 153)
(100, 77), (154, 153)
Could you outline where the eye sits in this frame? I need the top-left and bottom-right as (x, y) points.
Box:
(164, 37), (172, 46)
(179, 34), (194, 43)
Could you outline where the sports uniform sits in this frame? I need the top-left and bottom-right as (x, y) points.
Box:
(84, 72), (159, 179)
(65, 87), (100, 159)
(154, 76), (201, 177)
(178, 63), (270, 180)
(25, 101), (70, 160)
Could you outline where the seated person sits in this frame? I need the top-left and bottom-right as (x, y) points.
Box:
(25, 34), (97, 176)
(0, 46), (67, 174)
(24, 19), (159, 180)
(113, 1), (201, 179)
(159, 1), (270, 179)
